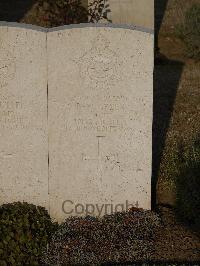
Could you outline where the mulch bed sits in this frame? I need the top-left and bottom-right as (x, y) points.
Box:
(41, 207), (200, 265)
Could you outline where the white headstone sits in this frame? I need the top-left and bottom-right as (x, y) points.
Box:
(48, 25), (153, 221)
(0, 24), (49, 209)
(88, 0), (154, 29)
(0, 23), (153, 222)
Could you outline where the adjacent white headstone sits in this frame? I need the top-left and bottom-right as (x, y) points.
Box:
(88, 0), (154, 29)
(0, 24), (48, 209)
(48, 25), (153, 221)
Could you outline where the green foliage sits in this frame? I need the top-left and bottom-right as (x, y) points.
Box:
(0, 202), (58, 265)
(37, 0), (111, 26)
(88, 0), (111, 23)
(175, 138), (200, 228)
(177, 4), (200, 60)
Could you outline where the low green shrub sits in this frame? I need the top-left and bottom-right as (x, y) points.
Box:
(38, 0), (88, 26)
(177, 4), (200, 60)
(0, 202), (58, 265)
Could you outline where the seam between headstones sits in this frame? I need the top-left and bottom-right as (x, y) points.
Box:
(46, 31), (50, 213)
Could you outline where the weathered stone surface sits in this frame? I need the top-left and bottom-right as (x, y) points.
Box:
(48, 25), (153, 221)
(0, 24), (48, 209)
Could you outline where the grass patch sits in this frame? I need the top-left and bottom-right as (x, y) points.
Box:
(176, 4), (200, 60)
(158, 136), (200, 229)
(175, 138), (200, 229)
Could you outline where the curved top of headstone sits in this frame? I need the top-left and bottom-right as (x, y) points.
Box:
(0, 21), (153, 34)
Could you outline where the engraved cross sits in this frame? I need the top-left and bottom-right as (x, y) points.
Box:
(81, 136), (106, 165)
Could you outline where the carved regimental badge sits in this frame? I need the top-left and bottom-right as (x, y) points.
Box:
(76, 33), (121, 86)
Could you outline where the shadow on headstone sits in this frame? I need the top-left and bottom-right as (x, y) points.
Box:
(0, 0), (37, 22)
(152, 59), (184, 209)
